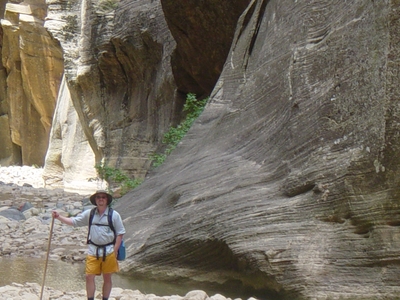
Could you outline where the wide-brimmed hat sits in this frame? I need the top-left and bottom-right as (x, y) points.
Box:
(90, 190), (113, 206)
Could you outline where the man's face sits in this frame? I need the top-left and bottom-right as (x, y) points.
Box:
(95, 193), (108, 206)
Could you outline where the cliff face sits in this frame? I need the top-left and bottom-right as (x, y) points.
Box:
(0, 0), (248, 190)
(2, 0), (400, 298)
(1, 0), (63, 166)
(114, 1), (400, 299)
(42, 0), (182, 192)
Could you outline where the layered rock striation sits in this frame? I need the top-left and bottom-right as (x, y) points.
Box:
(1, 0), (400, 299)
(114, 1), (400, 299)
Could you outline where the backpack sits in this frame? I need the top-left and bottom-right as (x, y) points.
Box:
(87, 207), (117, 261)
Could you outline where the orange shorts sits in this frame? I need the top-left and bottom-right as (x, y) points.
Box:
(85, 252), (119, 275)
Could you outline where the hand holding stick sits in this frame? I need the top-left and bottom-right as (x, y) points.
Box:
(40, 214), (55, 300)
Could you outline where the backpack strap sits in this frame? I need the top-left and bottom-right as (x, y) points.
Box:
(86, 207), (96, 244)
(108, 207), (116, 242)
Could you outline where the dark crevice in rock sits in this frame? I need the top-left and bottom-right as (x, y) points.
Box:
(161, 0), (251, 95)
(248, 0), (269, 56)
(236, 1), (257, 43)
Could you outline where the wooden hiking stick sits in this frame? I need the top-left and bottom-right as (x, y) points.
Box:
(40, 216), (55, 300)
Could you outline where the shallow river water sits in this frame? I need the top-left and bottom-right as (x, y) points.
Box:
(0, 257), (267, 299)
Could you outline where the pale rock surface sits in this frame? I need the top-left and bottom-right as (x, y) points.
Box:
(42, 0), (97, 191)
(42, 75), (101, 194)
(0, 166), (44, 188)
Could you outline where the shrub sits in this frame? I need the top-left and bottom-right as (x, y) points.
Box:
(150, 93), (208, 167)
(93, 164), (142, 196)
(97, 0), (118, 12)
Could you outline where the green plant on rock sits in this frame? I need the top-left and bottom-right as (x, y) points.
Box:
(93, 164), (142, 196)
(149, 153), (167, 167)
(97, 0), (119, 12)
(150, 93), (208, 168)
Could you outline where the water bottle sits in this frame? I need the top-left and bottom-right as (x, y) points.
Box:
(117, 240), (126, 261)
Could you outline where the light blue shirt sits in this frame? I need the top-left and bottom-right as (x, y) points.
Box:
(72, 207), (126, 257)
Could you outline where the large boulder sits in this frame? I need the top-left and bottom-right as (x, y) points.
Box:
(0, 207), (25, 221)
(115, 1), (400, 299)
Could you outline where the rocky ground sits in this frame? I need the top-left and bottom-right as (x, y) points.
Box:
(0, 282), (236, 300)
(0, 166), (249, 300)
(0, 282), (239, 300)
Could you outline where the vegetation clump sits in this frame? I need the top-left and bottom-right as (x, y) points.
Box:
(97, 0), (119, 11)
(90, 93), (206, 196)
(150, 93), (208, 167)
(92, 164), (142, 197)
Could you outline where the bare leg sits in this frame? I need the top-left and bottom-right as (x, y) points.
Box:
(86, 274), (96, 298)
(102, 273), (112, 298)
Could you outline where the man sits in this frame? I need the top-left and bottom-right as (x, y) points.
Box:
(52, 190), (125, 300)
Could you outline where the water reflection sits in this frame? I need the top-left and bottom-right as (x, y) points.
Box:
(0, 257), (267, 299)
(0, 257), (195, 295)
(0, 257), (86, 291)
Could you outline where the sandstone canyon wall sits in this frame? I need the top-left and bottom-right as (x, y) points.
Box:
(0, 0), (243, 192)
(1, 0), (400, 299)
(41, 0), (183, 192)
(114, 1), (400, 299)
(1, 0), (63, 166)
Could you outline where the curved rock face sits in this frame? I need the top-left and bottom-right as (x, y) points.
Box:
(43, 75), (100, 193)
(43, 0), (187, 185)
(1, 0), (247, 189)
(40, 0), (184, 188)
(1, 0), (63, 166)
(115, 1), (400, 299)
(41, 0), (248, 188)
